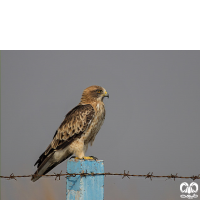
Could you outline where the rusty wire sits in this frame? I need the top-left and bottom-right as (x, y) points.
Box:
(1, 170), (200, 181)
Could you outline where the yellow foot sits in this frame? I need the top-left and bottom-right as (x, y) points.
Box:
(83, 156), (95, 160)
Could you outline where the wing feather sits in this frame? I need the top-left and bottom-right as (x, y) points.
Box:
(34, 104), (95, 167)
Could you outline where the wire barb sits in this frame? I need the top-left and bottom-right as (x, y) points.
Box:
(171, 173), (178, 181)
(54, 171), (62, 181)
(145, 172), (153, 181)
(191, 174), (200, 181)
(122, 170), (130, 179)
(7, 173), (17, 181)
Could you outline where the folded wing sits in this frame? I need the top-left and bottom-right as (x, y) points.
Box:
(32, 104), (95, 181)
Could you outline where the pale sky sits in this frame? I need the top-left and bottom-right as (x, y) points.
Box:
(1, 51), (200, 200)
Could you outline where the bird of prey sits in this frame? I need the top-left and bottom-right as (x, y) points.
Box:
(31, 85), (109, 182)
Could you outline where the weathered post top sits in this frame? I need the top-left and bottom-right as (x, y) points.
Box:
(66, 159), (104, 200)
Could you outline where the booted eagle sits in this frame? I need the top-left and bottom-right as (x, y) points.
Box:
(31, 85), (109, 182)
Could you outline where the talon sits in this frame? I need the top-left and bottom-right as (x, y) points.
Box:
(88, 156), (98, 160)
(70, 156), (75, 159)
(70, 156), (80, 159)
(83, 156), (94, 160)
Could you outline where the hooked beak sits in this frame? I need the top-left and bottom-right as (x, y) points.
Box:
(104, 91), (109, 98)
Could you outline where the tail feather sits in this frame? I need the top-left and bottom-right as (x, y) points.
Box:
(31, 153), (54, 182)
(31, 152), (73, 182)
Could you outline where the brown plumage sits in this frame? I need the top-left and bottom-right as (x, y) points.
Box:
(31, 85), (109, 182)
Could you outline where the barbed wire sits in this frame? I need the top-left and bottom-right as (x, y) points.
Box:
(1, 171), (200, 181)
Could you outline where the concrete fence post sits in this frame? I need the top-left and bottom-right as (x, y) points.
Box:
(66, 158), (104, 200)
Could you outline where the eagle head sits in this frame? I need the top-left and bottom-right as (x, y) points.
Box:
(80, 85), (109, 104)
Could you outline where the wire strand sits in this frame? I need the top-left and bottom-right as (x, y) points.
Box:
(1, 171), (200, 181)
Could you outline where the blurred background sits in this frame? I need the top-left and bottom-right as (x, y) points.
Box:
(1, 51), (200, 200)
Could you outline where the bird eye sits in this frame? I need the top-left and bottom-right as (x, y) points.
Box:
(97, 90), (102, 93)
